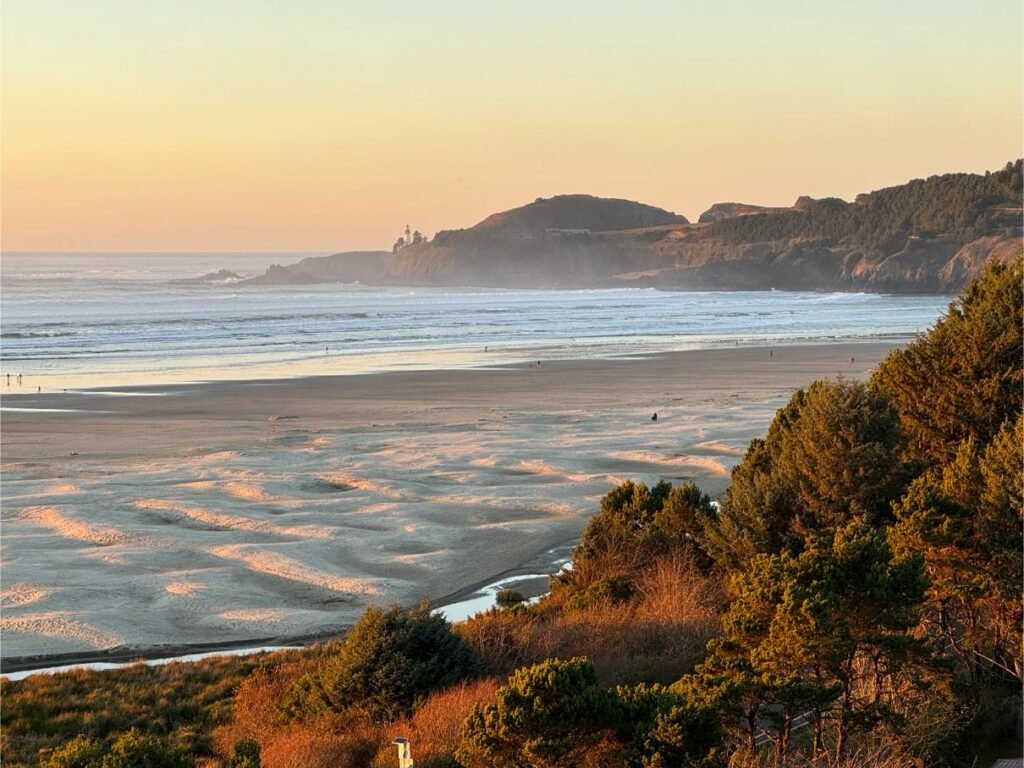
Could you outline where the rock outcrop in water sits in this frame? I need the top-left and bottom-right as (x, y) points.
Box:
(238, 160), (1023, 294)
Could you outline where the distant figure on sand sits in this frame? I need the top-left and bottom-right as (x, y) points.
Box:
(6, 373), (9, 385)
(769, 350), (773, 358)
(37, 386), (41, 393)
(651, 412), (658, 422)
(849, 356), (855, 363)
(325, 346), (329, 355)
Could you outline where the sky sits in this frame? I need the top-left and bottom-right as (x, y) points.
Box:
(2, 1), (1022, 253)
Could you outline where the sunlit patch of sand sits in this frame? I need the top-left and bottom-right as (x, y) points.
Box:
(510, 459), (596, 482)
(165, 581), (205, 596)
(207, 545), (379, 595)
(393, 550), (448, 566)
(135, 499), (331, 539)
(179, 480), (216, 491)
(87, 551), (128, 565)
(218, 609), (285, 622)
(223, 482), (277, 503)
(48, 483), (80, 495)
(470, 456), (499, 468)
(22, 506), (134, 546)
(371, 447), (441, 469)
(676, 455), (730, 476)
(1, 583), (53, 608)
(693, 440), (746, 456)
(304, 436), (331, 448)
(607, 451), (729, 476)
(200, 451), (239, 462)
(319, 472), (403, 499)
(1, 613), (120, 649)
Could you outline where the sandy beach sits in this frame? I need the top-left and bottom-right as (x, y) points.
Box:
(1, 342), (894, 666)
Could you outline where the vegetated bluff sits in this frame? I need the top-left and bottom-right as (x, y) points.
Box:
(243, 160), (1023, 293)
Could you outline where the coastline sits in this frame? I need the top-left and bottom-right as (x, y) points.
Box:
(0, 538), (576, 677)
(1, 342), (897, 666)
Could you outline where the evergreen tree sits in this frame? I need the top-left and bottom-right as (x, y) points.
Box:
(280, 603), (483, 722)
(683, 523), (933, 765)
(702, 380), (910, 569)
(871, 258), (1023, 465)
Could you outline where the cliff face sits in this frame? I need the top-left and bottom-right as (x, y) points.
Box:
(239, 162), (1023, 293)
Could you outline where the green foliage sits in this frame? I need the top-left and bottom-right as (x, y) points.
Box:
(615, 684), (723, 768)
(280, 603), (484, 723)
(685, 522), (935, 760)
(457, 657), (619, 767)
(707, 160), (1023, 254)
(496, 588), (526, 608)
(891, 416), (1023, 683)
(457, 658), (723, 768)
(41, 731), (188, 768)
(872, 257), (1023, 465)
(225, 738), (261, 768)
(1, 654), (262, 768)
(566, 574), (637, 610)
(41, 736), (105, 768)
(98, 730), (187, 768)
(576, 480), (716, 573)
(703, 379), (910, 569)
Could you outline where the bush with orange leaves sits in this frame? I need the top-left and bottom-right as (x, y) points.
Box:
(212, 651), (381, 768)
(457, 552), (722, 686)
(371, 679), (500, 768)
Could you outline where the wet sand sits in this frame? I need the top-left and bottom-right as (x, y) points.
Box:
(1, 342), (893, 665)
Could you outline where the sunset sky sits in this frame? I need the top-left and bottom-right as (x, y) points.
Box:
(2, 1), (1021, 253)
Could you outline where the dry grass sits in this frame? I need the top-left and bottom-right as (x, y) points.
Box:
(372, 679), (500, 767)
(458, 553), (722, 685)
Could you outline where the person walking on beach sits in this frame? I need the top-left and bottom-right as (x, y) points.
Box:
(651, 412), (658, 422)
(6, 373), (9, 386)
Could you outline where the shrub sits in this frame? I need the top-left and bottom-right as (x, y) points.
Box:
(280, 603), (484, 723)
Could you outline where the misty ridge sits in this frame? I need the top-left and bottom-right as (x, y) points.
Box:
(210, 160), (1023, 294)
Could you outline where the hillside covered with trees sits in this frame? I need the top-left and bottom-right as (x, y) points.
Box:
(241, 161), (1023, 293)
(3, 260), (1021, 767)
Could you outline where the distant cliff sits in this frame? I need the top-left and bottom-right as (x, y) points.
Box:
(239, 251), (389, 286)
(237, 161), (1023, 293)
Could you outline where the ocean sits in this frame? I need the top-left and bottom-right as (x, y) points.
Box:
(1, 252), (950, 390)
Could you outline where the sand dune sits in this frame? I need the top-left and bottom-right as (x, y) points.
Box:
(165, 581), (205, 596)
(607, 450), (731, 476)
(692, 440), (747, 457)
(1, 613), (120, 650)
(135, 499), (332, 539)
(223, 482), (282, 504)
(0, 584), (52, 608)
(22, 506), (135, 546)
(207, 545), (380, 595)
(318, 472), (404, 499)
(218, 609), (286, 623)
(509, 459), (599, 483)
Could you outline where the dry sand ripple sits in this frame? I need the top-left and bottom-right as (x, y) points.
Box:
(1, 613), (120, 650)
(135, 499), (332, 539)
(0, 584), (53, 608)
(207, 545), (380, 596)
(21, 506), (135, 546)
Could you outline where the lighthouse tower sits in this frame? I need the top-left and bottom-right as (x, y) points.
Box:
(405, 224), (411, 243)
